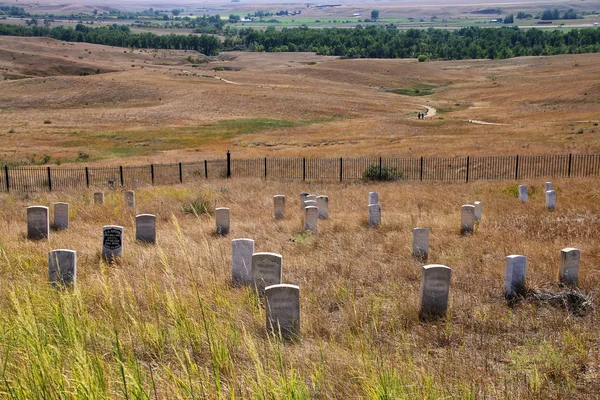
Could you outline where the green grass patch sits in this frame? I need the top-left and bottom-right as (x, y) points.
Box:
(387, 84), (437, 97)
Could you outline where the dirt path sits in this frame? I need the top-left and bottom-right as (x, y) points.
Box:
(421, 105), (437, 118)
(463, 119), (509, 126)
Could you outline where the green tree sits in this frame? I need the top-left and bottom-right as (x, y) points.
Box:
(504, 14), (514, 24)
(541, 8), (560, 20)
(172, 9), (181, 16)
(371, 10), (379, 20)
(563, 9), (578, 19)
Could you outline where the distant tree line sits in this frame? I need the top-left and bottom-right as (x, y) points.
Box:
(0, 23), (221, 55)
(0, 5), (29, 17)
(2, 23), (600, 60)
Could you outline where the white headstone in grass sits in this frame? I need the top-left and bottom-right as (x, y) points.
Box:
(412, 228), (430, 261)
(461, 205), (475, 234)
(474, 201), (482, 222)
(27, 206), (49, 240)
(48, 249), (76, 287)
(232, 238), (254, 284)
(559, 248), (580, 286)
(274, 195), (285, 220)
(300, 192), (310, 210)
(132, 180), (139, 190)
(545, 182), (552, 191)
(265, 284), (300, 339)
(53, 202), (69, 230)
(306, 194), (317, 202)
(215, 207), (230, 235)
(546, 190), (556, 211)
(518, 185), (528, 203)
(252, 252), (282, 295)
(505, 255), (527, 300)
(368, 204), (381, 227)
(304, 200), (317, 209)
(94, 192), (104, 205)
(317, 196), (328, 219)
(124, 190), (135, 207)
(368, 192), (379, 205)
(136, 214), (156, 244)
(102, 225), (123, 261)
(419, 264), (451, 320)
(304, 206), (318, 233)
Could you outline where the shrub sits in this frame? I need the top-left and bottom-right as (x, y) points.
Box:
(418, 54), (427, 62)
(77, 151), (89, 160)
(362, 164), (404, 181)
(181, 195), (214, 216)
(43, 120), (51, 124)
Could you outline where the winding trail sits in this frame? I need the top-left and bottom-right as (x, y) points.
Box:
(421, 105), (437, 118)
(463, 119), (509, 126)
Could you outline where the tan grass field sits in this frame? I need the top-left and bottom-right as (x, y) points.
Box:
(1, 36), (600, 166)
(0, 177), (598, 398)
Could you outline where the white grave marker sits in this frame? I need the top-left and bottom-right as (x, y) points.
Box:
(53, 202), (69, 230)
(102, 225), (124, 260)
(252, 252), (282, 295)
(505, 255), (527, 300)
(300, 192), (310, 210)
(27, 206), (49, 240)
(132, 180), (139, 190)
(559, 248), (580, 286)
(461, 205), (475, 234)
(304, 206), (318, 233)
(545, 182), (552, 191)
(368, 192), (379, 205)
(474, 201), (482, 222)
(48, 249), (76, 287)
(317, 196), (328, 219)
(274, 195), (285, 220)
(368, 204), (381, 227)
(265, 284), (300, 339)
(518, 185), (528, 203)
(215, 207), (230, 235)
(136, 214), (156, 244)
(546, 190), (556, 211)
(419, 264), (451, 320)
(412, 228), (430, 261)
(304, 200), (317, 208)
(232, 238), (254, 284)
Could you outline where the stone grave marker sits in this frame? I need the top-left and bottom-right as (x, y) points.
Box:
(132, 180), (139, 190)
(102, 225), (124, 260)
(48, 249), (76, 287)
(124, 190), (135, 207)
(136, 214), (156, 244)
(53, 202), (69, 230)
(559, 248), (580, 286)
(474, 201), (482, 222)
(545, 182), (552, 191)
(317, 196), (328, 219)
(304, 200), (317, 208)
(94, 192), (104, 205)
(215, 207), (230, 235)
(300, 192), (310, 210)
(265, 284), (300, 339)
(505, 255), (527, 300)
(368, 204), (381, 227)
(546, 190), (556, 211)
(232, 238), (254, 284)
(304, 206), (318, 233)
(27, 206), (49, 240)
(461, 205), (475, 234)
(252, 252), (282, 295)
(419, 264), (451, 320)
(368, 192), (379, 205)
(412, 228), (430, 261)
(306, 194), (317, 202)
(274, 195), (285, 220)
(518, 185), (528, 203)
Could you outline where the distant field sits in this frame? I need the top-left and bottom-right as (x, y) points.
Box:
(0, 36), (600, 167)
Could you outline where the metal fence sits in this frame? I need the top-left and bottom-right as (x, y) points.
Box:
(1, 152), (599, 193)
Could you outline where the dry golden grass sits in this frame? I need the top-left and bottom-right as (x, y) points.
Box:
(0, 177), (598, 398)
(1, 37), (600, 166)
